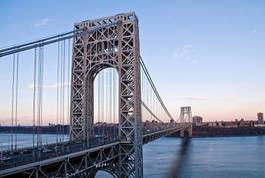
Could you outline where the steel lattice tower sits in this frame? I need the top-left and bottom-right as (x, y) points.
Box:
(179, 106), (193, 137)
(70, 12), (143, 177)
(179, 106), (192, 123)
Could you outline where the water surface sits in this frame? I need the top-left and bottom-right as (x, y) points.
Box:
(98, 136), (265, 178)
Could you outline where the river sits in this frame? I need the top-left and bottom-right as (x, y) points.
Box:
(98, 136), (265, 178)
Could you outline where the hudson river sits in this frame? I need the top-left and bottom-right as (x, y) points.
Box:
(99, 136), (265, 178)
(1, 134), (264, 177)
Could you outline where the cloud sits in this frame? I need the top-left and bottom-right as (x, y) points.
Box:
(173, 44), (197, 64)
(247, 29), (256, 38)
(34, 18), (49, 27)
(28, 82), (70, 89)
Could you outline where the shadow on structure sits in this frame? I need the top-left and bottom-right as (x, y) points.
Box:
(165, 138), (191, 178)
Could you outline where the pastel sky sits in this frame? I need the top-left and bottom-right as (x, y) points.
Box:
(0, 0), (265, 125)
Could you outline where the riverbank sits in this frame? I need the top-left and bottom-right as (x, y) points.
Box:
(0, 125), (69, 134)
(192, 126), (265, 137)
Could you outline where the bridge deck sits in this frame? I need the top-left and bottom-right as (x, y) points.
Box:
(0, 125), (189, 177)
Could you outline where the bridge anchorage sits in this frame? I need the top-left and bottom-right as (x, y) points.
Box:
(0, 12), (192, 178)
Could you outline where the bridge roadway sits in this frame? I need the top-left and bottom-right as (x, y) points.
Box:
(0, 124), (189, 177)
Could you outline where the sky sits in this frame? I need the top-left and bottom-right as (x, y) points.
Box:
(0, 0), (265, 125)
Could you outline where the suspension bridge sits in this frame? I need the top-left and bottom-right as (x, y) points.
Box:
(0, 12), (192, 178)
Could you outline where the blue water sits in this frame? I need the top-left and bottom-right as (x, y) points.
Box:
(1, 134), (264, 177)
(180, 136), (265, 178)
(0, 133), (69, 150)
(97, 136), (265, 178)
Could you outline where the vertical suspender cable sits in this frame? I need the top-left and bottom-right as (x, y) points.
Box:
(36, 47), (39, 153)
(59, 41), (62, 142)
(59, 40), (63, 143)
(112, 69), (115, 140)
(113, 69), (116, 139)
(56, 41), (60, 146)
(98, 72), (101, 136)
(106, 70), (108, 140)
(11, 54), (15, 151)
(37, 47), (40, 154)
(14, 52), (19, 150)
(140, 68), (142, 98)
(62, 40), (65, 142)
(108, 69), (112, 140)
(101, 70), (105, 136)
(33, 48), (37, 151)
(99, 72), (102, 138)
(67, 39), (71, 138)
(110, 69), (112, 141)
(37, 46), (44, 155)
(104, 70), (107, 138)
(40, 47), (44, 146)
(38, 46), (41, 150)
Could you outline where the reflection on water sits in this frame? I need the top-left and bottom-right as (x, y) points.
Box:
(181, 136), (265, 178)
(166, 138), (190, 178)
(98, 136), (265, 178)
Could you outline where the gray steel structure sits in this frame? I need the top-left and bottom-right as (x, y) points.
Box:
(179, 106), (192, 123)
(0, 12), (193, 178)
(179, 106), (193, 137)
(70, 12), (143, 177)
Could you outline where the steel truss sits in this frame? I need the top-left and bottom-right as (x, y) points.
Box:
(70, 12), (143, 177)
(143, 125), (188, 144)
(0, 142), (120, 178)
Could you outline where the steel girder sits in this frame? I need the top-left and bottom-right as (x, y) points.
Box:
(0, 142), (120, 178)
(70, 12), (143, 178)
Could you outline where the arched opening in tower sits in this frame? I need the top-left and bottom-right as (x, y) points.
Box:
(93, 68), (119, 143)
(95, 170), (114, 178)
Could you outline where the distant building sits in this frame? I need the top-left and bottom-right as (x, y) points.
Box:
(257, 112), (264, 125)
(192, 116), (203, 126)
(205, 119), (255, 128)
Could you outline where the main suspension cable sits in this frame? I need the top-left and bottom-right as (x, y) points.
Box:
(140, 57), (174, 121)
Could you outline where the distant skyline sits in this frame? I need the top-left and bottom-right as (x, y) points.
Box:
(0, 0), (265, 125)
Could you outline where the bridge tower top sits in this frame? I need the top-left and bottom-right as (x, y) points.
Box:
(179, 106), (192, 123)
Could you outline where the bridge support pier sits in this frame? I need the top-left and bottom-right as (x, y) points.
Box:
(180, 124), (192, 138)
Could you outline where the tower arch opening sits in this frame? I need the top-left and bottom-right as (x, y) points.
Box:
(93, 67), (119, 142)
(94, 170), (115, 178)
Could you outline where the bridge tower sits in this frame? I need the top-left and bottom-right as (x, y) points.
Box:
(179, 106), (193, 137)
(70, 12), (143, 177)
